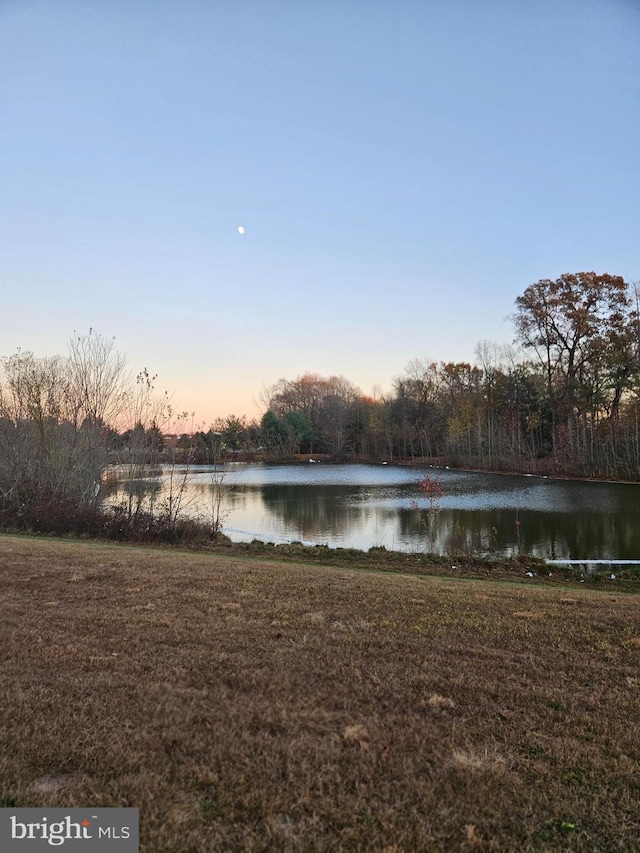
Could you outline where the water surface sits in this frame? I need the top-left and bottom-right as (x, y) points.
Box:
(108, 463), (640, 559)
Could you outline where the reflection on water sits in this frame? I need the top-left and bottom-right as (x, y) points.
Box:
(106, 463), (640, 559)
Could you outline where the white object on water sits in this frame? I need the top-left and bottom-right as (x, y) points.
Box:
(238, 225), (245, 234)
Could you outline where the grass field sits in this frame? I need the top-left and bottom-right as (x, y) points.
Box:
(1, 534), (639, 851)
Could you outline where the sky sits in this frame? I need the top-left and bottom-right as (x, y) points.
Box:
(1, 0), (639, 426)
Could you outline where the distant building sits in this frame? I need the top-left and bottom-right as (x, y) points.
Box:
(162, 433), (193, 448)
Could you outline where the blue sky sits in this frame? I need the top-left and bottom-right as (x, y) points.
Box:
(1, 0), (639, 425)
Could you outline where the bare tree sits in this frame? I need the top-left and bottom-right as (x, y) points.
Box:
(0, 332), (131, 519)
(0, 331), (190, 532)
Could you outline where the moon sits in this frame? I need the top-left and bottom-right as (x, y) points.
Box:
(237, 225), (245, 235)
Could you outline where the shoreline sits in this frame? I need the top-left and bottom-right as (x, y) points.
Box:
(278, 454), (640, 486)
(4, 530), (638, 592)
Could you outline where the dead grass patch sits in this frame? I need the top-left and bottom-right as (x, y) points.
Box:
(427, 693), (456, 710)
(1, 534), (639, 851)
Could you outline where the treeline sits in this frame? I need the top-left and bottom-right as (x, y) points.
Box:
(199, 272), (640, 480)
(2, 272), (640, 541)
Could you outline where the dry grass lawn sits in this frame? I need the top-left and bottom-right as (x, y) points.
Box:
(1, 534), (639, 851)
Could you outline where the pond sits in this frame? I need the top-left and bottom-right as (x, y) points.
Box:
(107, 462), (640, 560)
